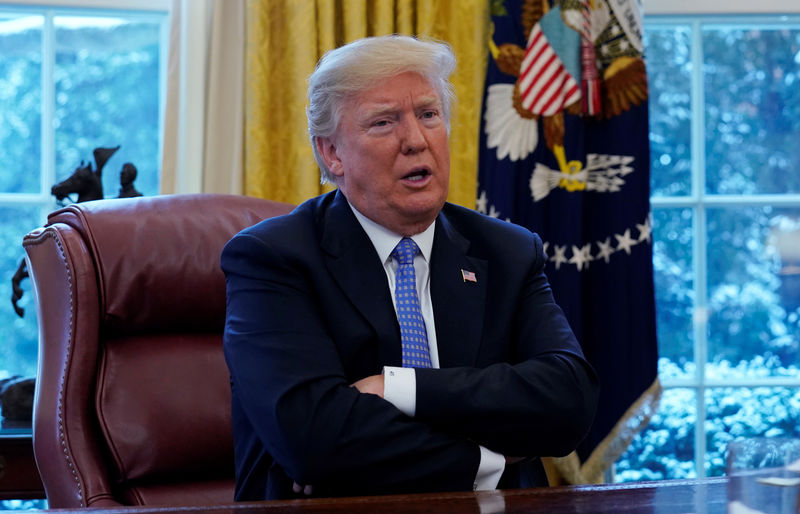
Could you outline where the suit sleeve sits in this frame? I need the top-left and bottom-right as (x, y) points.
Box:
(414, 233), (600, 457)
(222, 231), (482, 495)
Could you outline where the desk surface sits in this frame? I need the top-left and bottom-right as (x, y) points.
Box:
(42, 477), (747, 514)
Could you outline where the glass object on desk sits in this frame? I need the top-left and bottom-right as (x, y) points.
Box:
(726, 438), (800, 514)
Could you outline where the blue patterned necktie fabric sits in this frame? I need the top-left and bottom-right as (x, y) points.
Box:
(391, 237), (433, 368)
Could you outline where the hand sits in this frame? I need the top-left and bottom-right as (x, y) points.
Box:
(351, 374), (385, 398)
(292, 482), (313, 496)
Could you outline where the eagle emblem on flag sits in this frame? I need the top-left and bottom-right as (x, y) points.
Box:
(484, 0), (648, 169)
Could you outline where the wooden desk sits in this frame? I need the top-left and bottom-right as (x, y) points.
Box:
(42, 478), (737, 513)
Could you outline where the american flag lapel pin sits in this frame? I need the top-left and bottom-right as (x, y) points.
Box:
(461, 269), (477, 283)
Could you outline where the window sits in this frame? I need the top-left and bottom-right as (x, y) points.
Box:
(0, 2), (168, 421)
(616, 15), (800, 481)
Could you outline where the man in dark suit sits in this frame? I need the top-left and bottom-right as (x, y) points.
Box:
(222, 35), (599, 501)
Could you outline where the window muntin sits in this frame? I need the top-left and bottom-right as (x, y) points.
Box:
(617, 15), (800, 481)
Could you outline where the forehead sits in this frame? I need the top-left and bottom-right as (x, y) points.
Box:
(348, 72), (441, 110)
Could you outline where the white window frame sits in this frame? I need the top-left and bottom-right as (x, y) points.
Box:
(0, 0), (169, 219)
(0, 1), (168, 10)
(644, 0), (800, 15)
(645, 11), (800, 478)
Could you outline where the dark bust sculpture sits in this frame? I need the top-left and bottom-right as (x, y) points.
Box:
(118, 163), (143, 198)
(13, 145), (146, 318)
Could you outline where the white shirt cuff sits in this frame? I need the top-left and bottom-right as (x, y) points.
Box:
(382, 366), (416, 417)
(474, 446), (505, 491)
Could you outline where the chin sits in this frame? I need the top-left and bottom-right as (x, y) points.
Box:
(403, 200), (445, 223)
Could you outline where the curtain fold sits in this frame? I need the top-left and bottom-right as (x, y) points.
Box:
(203, 0), (246, 194)
(244, 0), (489, 207)
(161, 0), (245, 195)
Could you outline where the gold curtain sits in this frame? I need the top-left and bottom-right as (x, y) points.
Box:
(244, 0), (489, 207)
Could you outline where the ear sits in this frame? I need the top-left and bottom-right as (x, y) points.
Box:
(315, 136), (345, 178)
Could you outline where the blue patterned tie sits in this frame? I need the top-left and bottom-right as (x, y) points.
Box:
(391, 238), (433, 368)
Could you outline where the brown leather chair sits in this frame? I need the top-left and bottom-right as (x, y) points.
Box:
(22, 194), (294, 508)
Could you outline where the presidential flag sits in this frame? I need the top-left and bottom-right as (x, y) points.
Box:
(477, 0), (659, 483)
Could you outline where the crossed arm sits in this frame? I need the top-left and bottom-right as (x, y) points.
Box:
(222, 231), (598, 496)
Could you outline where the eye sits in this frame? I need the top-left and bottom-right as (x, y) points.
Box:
(421, 110), (438, 119)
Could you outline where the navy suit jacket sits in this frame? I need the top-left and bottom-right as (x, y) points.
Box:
(221, 190), (598, 500)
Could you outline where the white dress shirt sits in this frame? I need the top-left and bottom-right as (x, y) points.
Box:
(348, 203), (505, 491)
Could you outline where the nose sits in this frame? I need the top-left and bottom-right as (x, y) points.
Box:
(400, 118), (428, 155)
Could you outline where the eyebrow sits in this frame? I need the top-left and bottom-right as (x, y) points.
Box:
(359, 96), (441, 119)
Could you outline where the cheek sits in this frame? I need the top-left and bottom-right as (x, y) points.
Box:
(436, 144), (450, 174)
(432, 132), (450, 160)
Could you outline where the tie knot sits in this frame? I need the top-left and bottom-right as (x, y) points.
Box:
(391, 237), (419, 266)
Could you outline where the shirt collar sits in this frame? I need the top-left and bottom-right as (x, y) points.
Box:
(348, 201), (435, 265)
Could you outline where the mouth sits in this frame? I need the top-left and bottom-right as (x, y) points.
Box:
(401, 167), (431, 182)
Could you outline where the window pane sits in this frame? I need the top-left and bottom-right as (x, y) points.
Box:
(703, 26), (800, 195)
(645, 25), (692, 197)
(704, 386), (800, 477)
(0, 206), (41, 386)
(54, 16), (161, 199)
(653, 208), (694, 379)
(0, 13), (42, 194)
(707, 207), (800, 379)
(0, 499), (48, 510)
(615, 388), (697, 482)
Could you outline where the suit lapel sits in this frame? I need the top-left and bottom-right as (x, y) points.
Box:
(320, 191), (402, 367)
(430, 211), (488, 367)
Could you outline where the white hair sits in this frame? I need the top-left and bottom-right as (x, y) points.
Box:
(307, 34), (457, 184)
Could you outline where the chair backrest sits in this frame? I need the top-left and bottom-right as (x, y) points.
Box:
(23, 194), (294, 508)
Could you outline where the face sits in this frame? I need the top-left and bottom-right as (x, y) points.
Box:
(317, 71), (450, 236)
